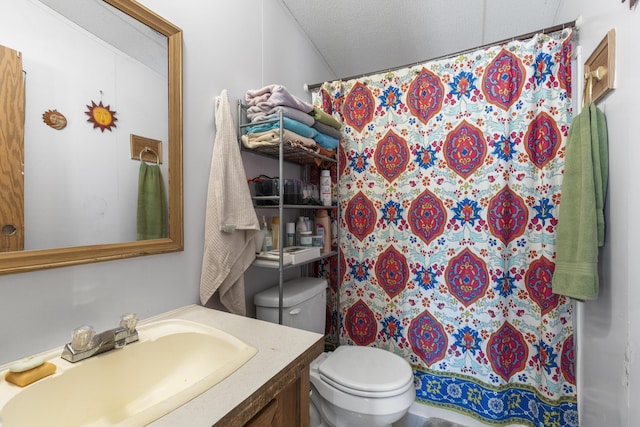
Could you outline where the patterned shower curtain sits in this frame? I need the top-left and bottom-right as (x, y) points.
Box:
(316, 30), (577, 426)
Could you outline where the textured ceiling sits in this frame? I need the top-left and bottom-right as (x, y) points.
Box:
(280, 0), (565, 82)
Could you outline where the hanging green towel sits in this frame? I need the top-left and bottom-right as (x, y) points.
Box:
(552, 103), (608, 300)
(137, 162), (167, 240)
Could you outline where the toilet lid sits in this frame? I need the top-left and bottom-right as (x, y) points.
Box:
(318, 346), (413, 395)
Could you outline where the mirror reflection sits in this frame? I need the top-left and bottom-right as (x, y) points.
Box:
(1, 0), (169, 251)
(0, 0), (183, 274)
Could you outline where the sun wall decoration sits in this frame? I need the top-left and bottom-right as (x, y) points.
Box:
(42, 109), (67, 130)
(85, 100), (117, 132)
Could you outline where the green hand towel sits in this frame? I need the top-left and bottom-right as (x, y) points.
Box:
(591, 104), (608, 246)
(137, 162), (167, 240)
(552, 103), (608, 300)
(311, 107), (343, 130)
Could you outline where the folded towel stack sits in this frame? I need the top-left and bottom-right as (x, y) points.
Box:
(243, 85), (343, 157)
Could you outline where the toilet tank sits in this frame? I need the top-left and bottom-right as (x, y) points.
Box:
(254, 277), (327, 334)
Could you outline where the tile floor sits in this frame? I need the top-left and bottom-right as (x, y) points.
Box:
(394, 412), (470, 427)
(393, 411), (427, 427)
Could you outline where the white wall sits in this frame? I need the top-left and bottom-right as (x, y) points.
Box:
(554, 2), (637, 426)
(0, 0), (333, 365)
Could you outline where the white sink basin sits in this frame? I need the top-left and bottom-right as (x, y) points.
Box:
(0, 318), (257, 426)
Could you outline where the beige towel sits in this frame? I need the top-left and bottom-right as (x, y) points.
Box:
(200, 90), (260, 315)
(241, 128), (319, 151)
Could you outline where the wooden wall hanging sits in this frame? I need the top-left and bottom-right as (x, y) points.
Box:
(42, 109), (67, 130)
(130, 134), (162, 164)
(85, 100), (117, 132)
(584, 29), (615, 104)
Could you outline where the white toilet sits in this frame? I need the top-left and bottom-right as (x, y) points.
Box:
(254, 278), (416, 427)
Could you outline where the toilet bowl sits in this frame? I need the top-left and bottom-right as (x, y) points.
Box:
(309, 346), (415, 427)
(254, 280), (415, 426)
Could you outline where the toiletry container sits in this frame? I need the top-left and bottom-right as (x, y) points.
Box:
(320, 170), (331, 206)
(260, 216), (272, 252)
(254, 277), (327, 334)
(252, 177), (302, 205)
(284, 179), (302, 204)
(286, 222), (296, 247)
(304, 217), (313, 234)
(300, 230), (313, 247)
(314, 209), (331, 253)
(271, 216), (280, 250)
(295, 216), (307, 246)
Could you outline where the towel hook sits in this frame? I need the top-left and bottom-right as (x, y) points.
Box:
(587, 65), (607, 82)
(583, 66), (608, 106)
(139, 147), (159, 164)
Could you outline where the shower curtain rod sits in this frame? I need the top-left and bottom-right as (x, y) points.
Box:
(306, 19), (577, 91)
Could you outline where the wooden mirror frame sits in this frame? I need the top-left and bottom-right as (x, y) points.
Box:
(1, 0), (183, 274)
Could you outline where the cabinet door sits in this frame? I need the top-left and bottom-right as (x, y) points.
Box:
(243, 370), (310, 427)
(244, 398), (279, 427)
(0, 44), (25, 252)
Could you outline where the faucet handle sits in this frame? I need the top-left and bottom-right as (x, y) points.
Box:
(119, 313), (138, 333)
(71, 325), (95, 351)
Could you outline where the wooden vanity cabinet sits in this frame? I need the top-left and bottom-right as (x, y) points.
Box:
(214, 337), (324, 427)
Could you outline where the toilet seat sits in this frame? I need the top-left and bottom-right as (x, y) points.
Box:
(320, 373), (414, 398)
(316, 346), (414, 398)
(309, 347), (416, 422)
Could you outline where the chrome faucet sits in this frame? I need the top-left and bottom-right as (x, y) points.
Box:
(61, 313), (139, 363)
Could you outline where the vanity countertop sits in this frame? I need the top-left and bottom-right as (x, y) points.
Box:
(147, 304), (324, 426)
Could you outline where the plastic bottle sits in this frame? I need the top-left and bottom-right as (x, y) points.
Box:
(261, 216), (273, 252)
(314, 209), (331, 253)
(295, 216), (307, 246)
(320, 170), (331, 206)
(271, 216), (280, 250)
(286, 222), (296, 247)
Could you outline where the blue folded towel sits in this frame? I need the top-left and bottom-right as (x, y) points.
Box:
(246, 117), (317, 139)
(313, 132), (339, 149)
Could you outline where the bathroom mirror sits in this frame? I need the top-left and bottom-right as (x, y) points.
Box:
(0, 0), (183, 274)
